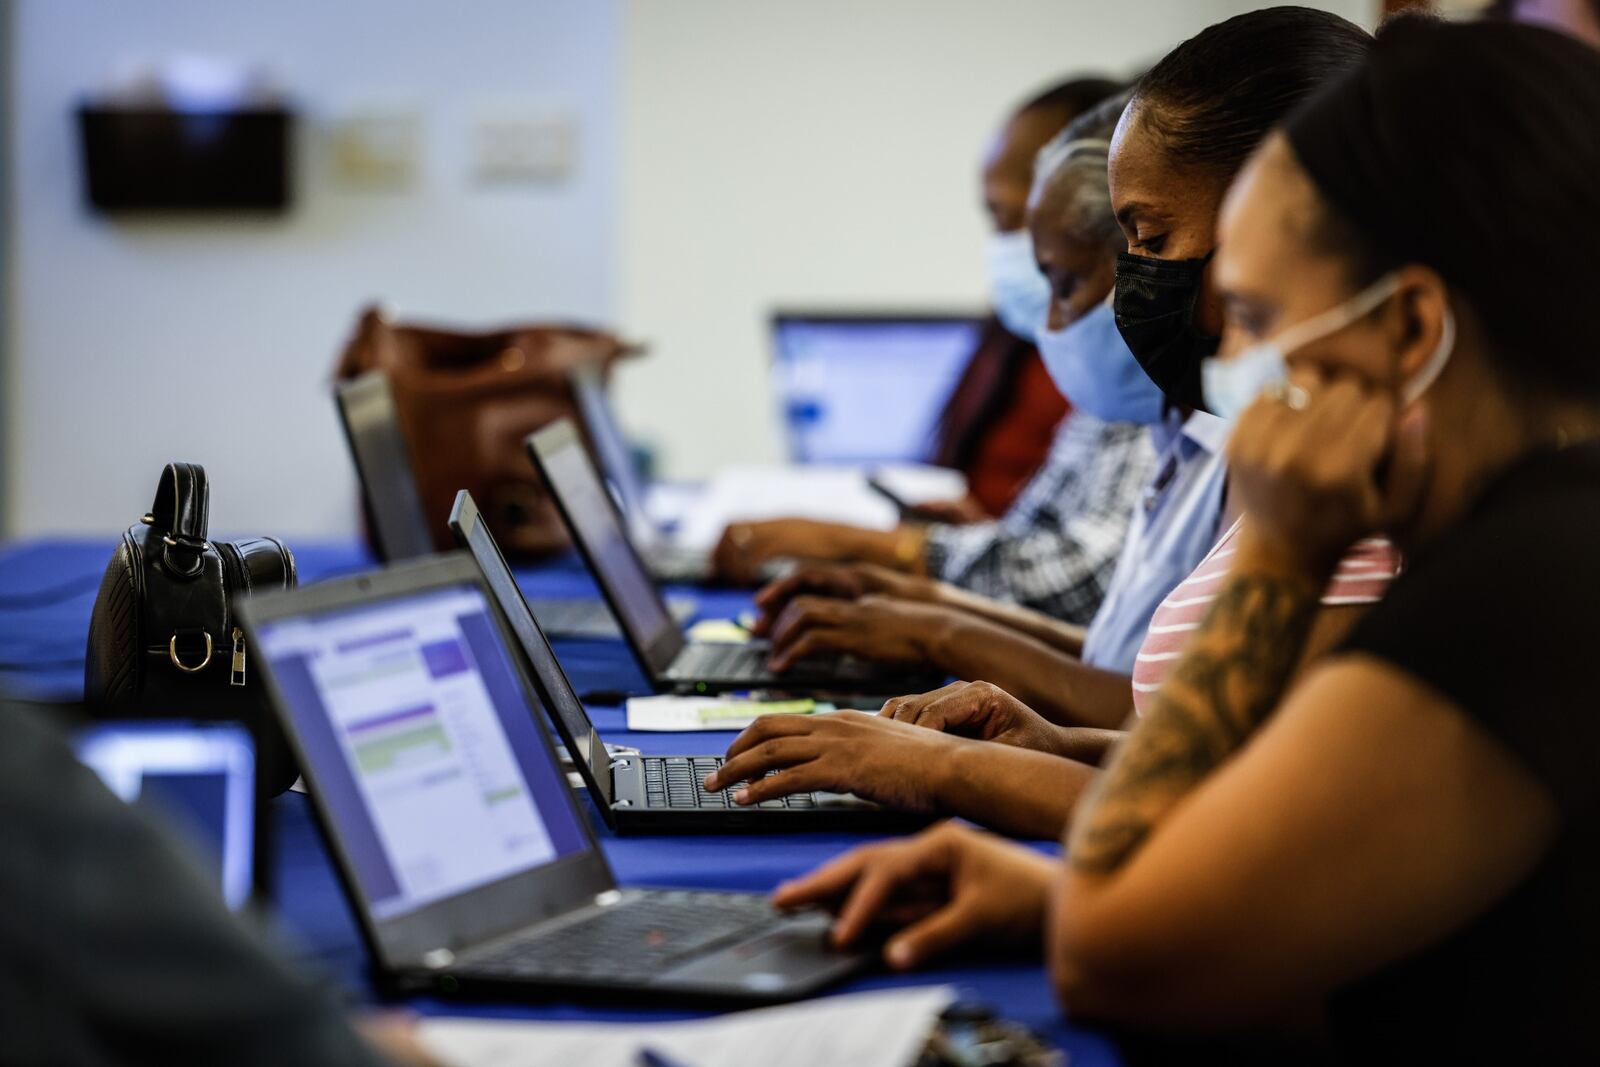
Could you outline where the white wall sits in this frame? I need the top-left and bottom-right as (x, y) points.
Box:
(7, 0), (620, 537)
(614, 0), (1372, 479)
(6, 0), (1376, 536)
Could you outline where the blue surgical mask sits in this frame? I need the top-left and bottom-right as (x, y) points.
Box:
(1200, 272), (1456, 420)
(986, 229), (1052, 343)
(1037, 302), (1167, 425)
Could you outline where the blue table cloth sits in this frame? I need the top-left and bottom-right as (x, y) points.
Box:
(0, 537), (1120, 1065)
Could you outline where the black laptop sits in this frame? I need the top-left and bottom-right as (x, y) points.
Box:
(333, 371), (695, 638)
(450, 489), (928, 834)
(527, 419), (944, 696)
(241, 554), (866, 1003)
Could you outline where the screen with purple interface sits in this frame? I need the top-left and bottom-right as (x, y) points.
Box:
(254, 585), (587, 921)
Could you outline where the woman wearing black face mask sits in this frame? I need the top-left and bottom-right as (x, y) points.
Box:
(767, 16), (1600, 1062)
(1108, 6), (1371, 412)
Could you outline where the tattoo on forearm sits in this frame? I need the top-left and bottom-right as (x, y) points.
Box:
(1068, 572), (1320, 875)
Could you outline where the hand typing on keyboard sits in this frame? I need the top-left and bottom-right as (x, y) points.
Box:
(701, 710), (958, 814)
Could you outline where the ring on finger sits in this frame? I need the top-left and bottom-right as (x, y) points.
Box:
(1265, 381), (1312, 411)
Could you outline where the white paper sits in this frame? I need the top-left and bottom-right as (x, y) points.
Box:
(624, 694), (829, 733)
(674, 464), (967, 551)
(420, 984), (955, 1067)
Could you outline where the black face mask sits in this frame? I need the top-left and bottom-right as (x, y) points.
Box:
(1112, 251), (1220, 413)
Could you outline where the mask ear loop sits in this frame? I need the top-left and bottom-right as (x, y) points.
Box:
(1270, 273), (1402, 361)
(1401, 302), (1456, 406)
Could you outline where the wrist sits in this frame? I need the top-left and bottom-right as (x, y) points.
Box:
(925, 609), (979, 669)
(1233, 523), (1337, 591)
(857, 527), (921, 575)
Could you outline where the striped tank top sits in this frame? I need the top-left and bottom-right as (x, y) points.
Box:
(1131, 518), (1401, 716)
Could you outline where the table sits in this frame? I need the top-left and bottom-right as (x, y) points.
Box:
(0, 538), (1121, 1065)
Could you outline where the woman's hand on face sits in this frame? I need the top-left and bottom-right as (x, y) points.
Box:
(765, 594), (949, 671)
(771, 821), (1055, 969)
(752, 563), (939, 636)
(880, 681), (1067, 755)
(1226, 372), (1430, 577)
(703, 710), (963, 812)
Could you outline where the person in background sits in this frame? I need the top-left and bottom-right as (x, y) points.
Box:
(714, 85), (1160, 630)
(767, 17), (1600, 1063)
(936, 76), (1125, 518)
(0, 699), (435, 1067)
(741, 92), (1228, 727)
(704, 9), (1379, 839)
(1489, 0), (1600, 46)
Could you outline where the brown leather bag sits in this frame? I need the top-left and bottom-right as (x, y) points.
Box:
(334, 305), (631, 558)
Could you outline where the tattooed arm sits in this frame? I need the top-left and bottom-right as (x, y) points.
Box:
(1065, 530), (1324, 874)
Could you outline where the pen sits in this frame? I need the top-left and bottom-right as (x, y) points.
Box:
(637, 1046), (697, 1067)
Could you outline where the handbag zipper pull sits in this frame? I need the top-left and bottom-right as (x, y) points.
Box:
(230, 627), (247, 687)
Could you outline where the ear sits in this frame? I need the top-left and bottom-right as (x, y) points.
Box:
(1389, 264), (1451, 387)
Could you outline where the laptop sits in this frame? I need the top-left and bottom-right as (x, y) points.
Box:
(334, 371), (695, 638)
(528, 419), (945, 696)
(770, 311), (983, 465)
(451, 489), (928, 833)
(568, 364), (710, 583)
(241, 554), (866, 1003)
(74, 720), (262, 911)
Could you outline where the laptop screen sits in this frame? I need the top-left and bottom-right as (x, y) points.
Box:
(533, 426), (680, 669)
(75, 722), (257, 911)
(771, 314), (982, 465)
(335, 372), (435, 562)
(451, 492), (607, 793)
(253, 584), (589, 921)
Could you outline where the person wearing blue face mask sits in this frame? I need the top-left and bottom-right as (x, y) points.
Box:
(730, 96), (1226, 723)
(701, 96), (1235, 837)
(712, 78), (1150, 594)
(702, 10), (1392, 839)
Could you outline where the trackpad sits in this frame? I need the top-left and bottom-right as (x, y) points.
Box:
(661, 914), (864, 993)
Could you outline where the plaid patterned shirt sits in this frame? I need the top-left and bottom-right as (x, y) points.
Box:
(923, 411), (1155, 624)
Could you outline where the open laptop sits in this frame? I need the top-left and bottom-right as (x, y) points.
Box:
(528, 418), (945, 696)
(334, 371), (694, 638)
(241, 554), (866, 1003)
(569, 365), (709, 583)
(451, 489), (927, 833)
(74, 721), (262, 911)
(770, 311), (983, 464)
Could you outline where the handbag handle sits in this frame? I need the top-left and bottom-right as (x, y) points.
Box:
(146, 462), (210, 576)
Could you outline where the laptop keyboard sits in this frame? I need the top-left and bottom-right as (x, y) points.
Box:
(643, 755), (816, 810)
(673, 642), (839, 680)
(471, 890), (782, 979)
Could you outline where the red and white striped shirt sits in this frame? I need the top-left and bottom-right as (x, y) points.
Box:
(1130, 518), (1401, 716)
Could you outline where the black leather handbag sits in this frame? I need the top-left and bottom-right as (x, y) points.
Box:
(83, 463), (299, 794)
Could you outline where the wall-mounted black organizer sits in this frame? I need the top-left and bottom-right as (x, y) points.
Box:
(77, 106), (293, 213)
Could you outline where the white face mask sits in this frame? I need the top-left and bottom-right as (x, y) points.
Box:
(1200, 272), (1456, 421)
(986, 229), (1052, 343)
